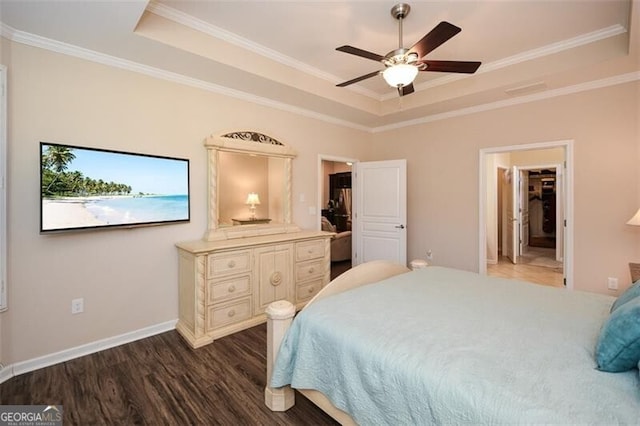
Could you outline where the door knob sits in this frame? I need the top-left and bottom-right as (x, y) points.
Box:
(395, 224), (405, 229)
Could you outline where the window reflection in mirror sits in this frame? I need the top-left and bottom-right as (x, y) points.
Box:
(218, 151), (285, 226)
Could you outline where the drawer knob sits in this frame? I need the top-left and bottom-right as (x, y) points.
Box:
(228, 260), (236, 268)
(308, 287), (314, 294)
(308, 267), (315, 274)
(307, 249), (313, 254)
(228, 285), (236, 293)
(228, 309), (236, 318)
(270, 271), (283, 286)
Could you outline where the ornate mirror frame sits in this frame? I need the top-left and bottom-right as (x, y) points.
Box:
(203, 131), (300, 241)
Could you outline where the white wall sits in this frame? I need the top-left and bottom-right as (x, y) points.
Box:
(2, 40), (370, 365)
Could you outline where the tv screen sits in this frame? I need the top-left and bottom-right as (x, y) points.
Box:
(40, 142), (190, 233)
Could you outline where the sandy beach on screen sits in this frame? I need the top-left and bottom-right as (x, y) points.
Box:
(42, 198), (106, 229)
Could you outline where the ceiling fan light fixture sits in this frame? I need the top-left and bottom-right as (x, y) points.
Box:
(382, 64), (418, 87)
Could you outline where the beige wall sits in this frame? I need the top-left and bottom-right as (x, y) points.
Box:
(371, 81), (640, 295)
(3, 36), (639, 367)
(3, 41), (370, 364)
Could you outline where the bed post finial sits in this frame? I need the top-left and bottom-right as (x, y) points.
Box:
(265, 300), (296, 411)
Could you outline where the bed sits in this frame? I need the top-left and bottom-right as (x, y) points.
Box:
(264, 261), (640, 425)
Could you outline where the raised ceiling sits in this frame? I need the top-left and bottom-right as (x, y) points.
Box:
(1, 1), (638, 131)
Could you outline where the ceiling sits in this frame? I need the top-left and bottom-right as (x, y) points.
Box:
(1, 1), (638, 131)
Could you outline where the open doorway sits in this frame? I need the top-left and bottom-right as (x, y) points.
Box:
(491, 164), (564, 287)
(479, 141), (573, 289)
(318, 155), (355, 280)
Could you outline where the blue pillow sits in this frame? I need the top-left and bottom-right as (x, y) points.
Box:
(596, 296), (640, 372)
(610, 280), (640, 312)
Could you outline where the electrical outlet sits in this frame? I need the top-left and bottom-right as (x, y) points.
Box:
(607, 277), (619, 290)
(71, 298), (84, 314)
(426, 250), (433, 261)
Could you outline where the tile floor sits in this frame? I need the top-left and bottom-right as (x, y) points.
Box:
(488, 247), (564, 288)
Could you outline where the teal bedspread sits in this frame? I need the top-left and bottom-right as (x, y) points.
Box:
(271, 266), (640, 425)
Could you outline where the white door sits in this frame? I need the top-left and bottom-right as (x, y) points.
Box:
(354, 160), (407, 266)
(505, 166), (518, 264)
(519, 169), (529, 256)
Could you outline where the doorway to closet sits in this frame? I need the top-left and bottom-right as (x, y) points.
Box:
(479, 141), (574, 289)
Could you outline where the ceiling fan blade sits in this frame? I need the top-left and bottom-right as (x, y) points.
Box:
(408, 21), (461, 59)
(398, 83), (415, 97)
(336, 70), (382, 87)
(420, 60), (481, 74)
(336, 45), (385, 62)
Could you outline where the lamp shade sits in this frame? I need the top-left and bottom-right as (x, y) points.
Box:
(627, 208), (640, 226)
(382, 64), (418, 88)
(245, 192), (261, 206)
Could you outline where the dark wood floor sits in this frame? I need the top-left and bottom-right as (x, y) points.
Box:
(0, 324), (338, 425)
(330, 260), (351, 280)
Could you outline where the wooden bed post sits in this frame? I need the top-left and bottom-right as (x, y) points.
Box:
(264, 300), (296, 411)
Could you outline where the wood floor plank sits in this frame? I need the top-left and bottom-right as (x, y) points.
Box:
(0, 324), (338, 425)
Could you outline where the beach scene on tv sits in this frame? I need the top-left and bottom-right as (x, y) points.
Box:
(41, 143), (189, 232)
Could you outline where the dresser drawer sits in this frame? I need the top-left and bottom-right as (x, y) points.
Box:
(208, 250), (251, 278)
(296, 278), (323, 303)
(295, 240), (325, 262)
(295, 259), (324, 282)
(207, 274), (251, 304)
(207, 298), (251, 331)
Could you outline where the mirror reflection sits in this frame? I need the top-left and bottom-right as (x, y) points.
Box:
(218, 151), (285, 226)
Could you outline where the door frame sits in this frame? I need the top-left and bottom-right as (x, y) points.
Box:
(317, 154), (358, 260)
(479, 140), (574, 289)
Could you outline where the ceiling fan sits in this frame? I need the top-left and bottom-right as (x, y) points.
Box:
(336, 3), (481, 97)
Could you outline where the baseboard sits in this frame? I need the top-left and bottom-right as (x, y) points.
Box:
(1, 319), (177, 384)
(0, 363), (13, 384)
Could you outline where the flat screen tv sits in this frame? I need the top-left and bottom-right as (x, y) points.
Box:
(40, 142), (190, 233)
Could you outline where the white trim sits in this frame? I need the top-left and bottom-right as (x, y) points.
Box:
(382, 24), (626, 101)
(1, 23), (638, 134)
(479, 140), (574, 289)
(148, 2), (626, 104)
(374, 72), (640, 133)
(0, 364), (12, 383)
(0, 23), (370, 133)
(146, 2), (380, 101)
(0, 319), (177, 384)
(0, 64), (5, 311)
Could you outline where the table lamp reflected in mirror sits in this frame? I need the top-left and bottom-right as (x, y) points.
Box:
(245, 192), (261, 220)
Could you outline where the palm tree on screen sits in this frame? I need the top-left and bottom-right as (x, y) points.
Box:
(42, 145), (76, 194)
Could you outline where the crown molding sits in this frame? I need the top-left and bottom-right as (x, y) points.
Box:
(0, 22), (371, 132)
(1, 22), (636, 134)
(373, 71), (640, 133)
(380, 24), (628, 101)
(146, 2), (381, 100)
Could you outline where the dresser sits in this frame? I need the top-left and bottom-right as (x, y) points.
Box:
(176, 231), (332, 348)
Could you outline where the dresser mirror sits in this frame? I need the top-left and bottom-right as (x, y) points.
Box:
(204, 132), (299, 241)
